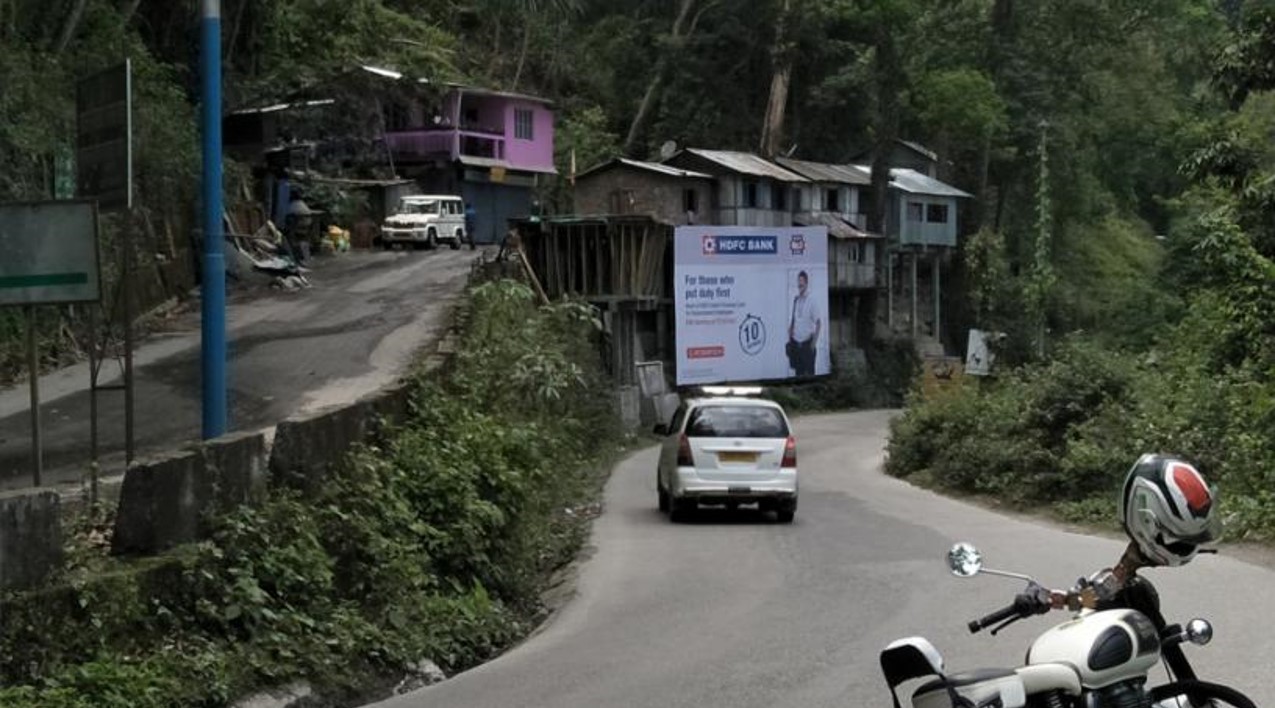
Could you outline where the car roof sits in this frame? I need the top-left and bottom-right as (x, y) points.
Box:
(683, 396), (786, 410)
(401, 195), (461, 202)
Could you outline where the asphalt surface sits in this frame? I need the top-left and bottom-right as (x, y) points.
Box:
(0, 247), (478, 490)
(375, 411), (1275, 708)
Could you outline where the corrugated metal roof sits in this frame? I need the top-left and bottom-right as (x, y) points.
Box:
(361, 65), (404, 80)
(889, 168), (972, 198)
(577, 158), (712, 181)
(775, 158), (871, 186)
(452, 85), (552, 105)
(899, 139), (938, 160)
(618, 158), (711, 179)
(679, 149), (809, 182)
(794, 212), (881, 240)
(231, 99), (336, 116)
(358, 66), (552, 105)
(847, 165), (972, 198)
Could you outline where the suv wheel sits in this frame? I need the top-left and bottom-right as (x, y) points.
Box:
(668, 496), (693, 523)
(427, 228), (438, 249)
(657, 485), (669, 513)
(450, 231), (461, 250)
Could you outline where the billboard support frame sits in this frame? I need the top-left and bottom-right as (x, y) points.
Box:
(25, 306), (42, 486)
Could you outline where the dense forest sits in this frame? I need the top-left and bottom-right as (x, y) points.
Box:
(3, 1), (1275, 705)
(2, 2), (1274, 514)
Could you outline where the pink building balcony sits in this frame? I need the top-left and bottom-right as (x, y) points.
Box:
(385, 128), (507, 163)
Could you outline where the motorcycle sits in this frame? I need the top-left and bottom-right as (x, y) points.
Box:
(879, 542), (1257, 708)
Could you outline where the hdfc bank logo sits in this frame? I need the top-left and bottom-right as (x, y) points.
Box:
(701, 234), (716, 255)
(789, 234), (806, 255)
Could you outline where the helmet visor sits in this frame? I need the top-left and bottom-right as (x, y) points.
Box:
(1155, 514), (1222, 553)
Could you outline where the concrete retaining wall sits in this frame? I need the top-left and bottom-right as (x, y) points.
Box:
(112, 448), (211, 555)
(110, 379), (416, 554)
(0, 489), (61, 591)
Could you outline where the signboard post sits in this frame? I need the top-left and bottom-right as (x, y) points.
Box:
(673, 226), (830, 386)
(77, 60), (136, 491)
(0, 201), (102, 485)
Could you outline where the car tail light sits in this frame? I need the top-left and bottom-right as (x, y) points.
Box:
(677, 434), (694, 467)
(782, 436), (797, 468)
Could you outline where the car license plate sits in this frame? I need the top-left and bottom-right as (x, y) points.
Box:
(718, 451), (758, 463)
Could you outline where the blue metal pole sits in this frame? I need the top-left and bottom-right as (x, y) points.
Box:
(200, 0), (227, 439)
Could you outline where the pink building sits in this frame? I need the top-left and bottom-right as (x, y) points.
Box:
(365, 67), (557, 243)
(383, 85), (556, 175)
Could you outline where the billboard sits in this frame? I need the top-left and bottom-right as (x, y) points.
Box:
(0, 201), (101, 306)
(674, 226), (830, 385)
(76, 60), (132, 211)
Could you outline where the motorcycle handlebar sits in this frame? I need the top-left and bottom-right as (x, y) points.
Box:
(968, 587), (1053, 634)
(968, 602), (1021, 633)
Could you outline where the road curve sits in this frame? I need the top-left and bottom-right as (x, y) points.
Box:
(0, 248), (475, 490)
(376, 411), (1275, 708)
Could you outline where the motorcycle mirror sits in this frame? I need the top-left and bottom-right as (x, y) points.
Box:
(948, 543), (983, 578)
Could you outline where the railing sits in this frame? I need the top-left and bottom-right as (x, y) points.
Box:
(385, 128), (507, 162)
(385, 131), (454, 160)
(900, 221), (956, 247)
(459, 132), (504, 160)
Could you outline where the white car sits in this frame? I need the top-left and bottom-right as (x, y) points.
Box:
(381, 195), (467, 249)
(655, 391), (798, 523)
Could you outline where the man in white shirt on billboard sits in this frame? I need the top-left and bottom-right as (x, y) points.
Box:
(788, 270), (822, 377)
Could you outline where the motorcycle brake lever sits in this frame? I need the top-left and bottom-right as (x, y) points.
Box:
(989, 615), (1021, 636)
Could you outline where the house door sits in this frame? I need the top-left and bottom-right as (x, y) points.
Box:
(462, 181), (534, 245)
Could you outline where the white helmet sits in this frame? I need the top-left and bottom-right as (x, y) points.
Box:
(1120, 454), (1220, 567)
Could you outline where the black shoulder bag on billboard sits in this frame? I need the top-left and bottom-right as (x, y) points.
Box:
(785, 296), (799, 367)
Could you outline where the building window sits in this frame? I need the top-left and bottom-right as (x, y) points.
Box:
(826, 188), (839, 213)
(683, 188), (699, 215)
(744, 181), (759, 208)
(792, 187), (803, 212)
(773, 183), (787, 211)
(926, 203), (949, 223)
(514, 108), (534, 140)
(849, 242), (866, 263)
(906, 202), (924, 222)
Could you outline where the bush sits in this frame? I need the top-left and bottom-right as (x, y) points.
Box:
(888, 302), (1275, 539)
(0, 280), (622, 706)
(887, 338), (1137, 504)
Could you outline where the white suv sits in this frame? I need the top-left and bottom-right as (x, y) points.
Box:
(655, 391), (798, 523)
(381, 195), (467, 249)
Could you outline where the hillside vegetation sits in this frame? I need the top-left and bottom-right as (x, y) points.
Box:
(5, 2), (1274, 521)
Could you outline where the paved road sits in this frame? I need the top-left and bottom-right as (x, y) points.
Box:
(377, 411), (1275, 708)
(0, 248), (478, 490)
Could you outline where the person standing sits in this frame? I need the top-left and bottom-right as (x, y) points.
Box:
(788, 270), (822, 377)
(464, 201), (477, 250)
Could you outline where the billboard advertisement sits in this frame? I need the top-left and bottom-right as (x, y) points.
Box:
(674, 226), (830, 385)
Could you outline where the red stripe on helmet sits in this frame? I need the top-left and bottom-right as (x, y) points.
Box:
(1170, 463), (1212, 515)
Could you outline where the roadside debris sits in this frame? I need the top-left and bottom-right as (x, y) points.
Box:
(229, 221), (312, 290)
(393, 659), (447, 694)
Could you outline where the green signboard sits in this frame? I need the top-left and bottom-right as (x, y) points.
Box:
(0, 201), (101, 306)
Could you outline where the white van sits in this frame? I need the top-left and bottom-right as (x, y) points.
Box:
(381, 195), (467, 249)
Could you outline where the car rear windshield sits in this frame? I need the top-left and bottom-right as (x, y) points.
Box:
(685, 405), (789, 438)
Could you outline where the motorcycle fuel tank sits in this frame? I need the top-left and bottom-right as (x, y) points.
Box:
(1026, 609), (1161, 689)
